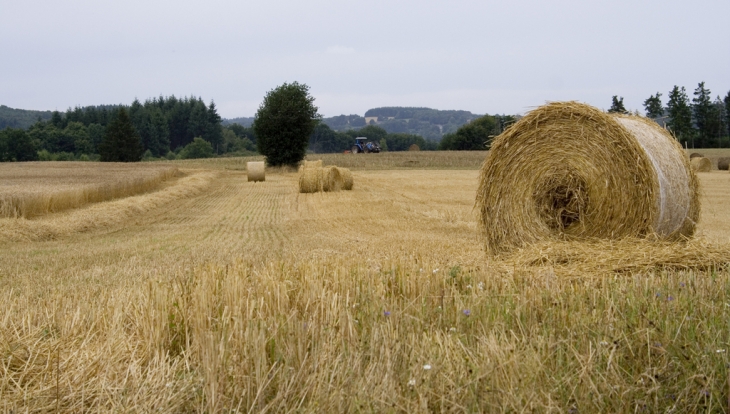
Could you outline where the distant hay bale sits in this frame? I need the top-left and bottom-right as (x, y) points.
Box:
(340, 168), (354, 190)
(321, 166), (344, 192)
(717, 157), (730, 171)
(689, 152), (704, 159)
(476, 101), (699, 255)
(246, 161), (265, 182)
(690, 157), (711, 172)
(408, 144), (420, 151)
(299, 166), (323, 193)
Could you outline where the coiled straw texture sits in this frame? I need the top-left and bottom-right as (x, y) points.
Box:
(476, 102), (699, 255)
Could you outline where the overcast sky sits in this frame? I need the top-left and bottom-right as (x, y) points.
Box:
(1, 0), (728, 119)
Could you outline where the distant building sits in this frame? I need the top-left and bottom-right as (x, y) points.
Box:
(364, 116), (378, 125)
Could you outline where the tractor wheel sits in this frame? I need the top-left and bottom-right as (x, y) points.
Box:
(351, 146), (359, 153)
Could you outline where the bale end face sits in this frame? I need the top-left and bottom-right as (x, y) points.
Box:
(247, 161), (265, 182)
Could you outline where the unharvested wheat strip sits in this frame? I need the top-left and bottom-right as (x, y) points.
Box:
(0, 162), (179, 218)
(0, 170), (216, 242)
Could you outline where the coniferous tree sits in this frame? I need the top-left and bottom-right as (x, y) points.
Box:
(206, 101), (223, 153)
(725, 91), (730, 139)
(99, 108), (144, 162)
(643, 93), (664, 118)
(667, 86), (694, 146)
(692, 82), (713, 146)
(608, 96), (628, 114)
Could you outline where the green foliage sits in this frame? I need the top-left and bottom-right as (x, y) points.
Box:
(0, 128), (38, 161)
(308, 124), (351, 153)
(379, 138), (388, 152)
(690, 82), (725, 147)
(99, 108), (144, 162)
(165, 150), (177, 160)
(0, 105), (53, 130)
(253, 82), (321, 166)
(643, 93), (664, 118)
(439, 115), (498, 150)
(667, 86), (694, 145)
(384, 133), (427, 151)
(179, 137), (214, 159)
(608, 96), (628, 114)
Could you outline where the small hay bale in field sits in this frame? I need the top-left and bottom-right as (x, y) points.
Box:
(321, 166), (344, 192)
(717, 157), (730, 171)
(246, 161), (265, 182)
(340, 168), (354, 190)
(476, 101), (699, 255)
(299, 166), (323, 193)
(689, 152), (704, 159)
(408, 144), (420, 151)
(690, 157), (711, 172)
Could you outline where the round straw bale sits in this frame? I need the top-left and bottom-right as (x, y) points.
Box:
(690, 157), (712, 172)
(476, 102), (699, 255)
(321, 166), (344, 192)
(299, 166), (323, 193)
(339, 168), (354, 190)
(246, 161), (265, 182)
(717, 157), (730, 171)
(689, 152), (704, 159)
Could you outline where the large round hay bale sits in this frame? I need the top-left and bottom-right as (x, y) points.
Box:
(690, 157), (711, 172)
(408, 144), (420, 151)
(246, 161), (265, 182)
(322, 166), (344, 192)
(717, 157), (730, 171)
(299, 166), (323, 193)
(340, 168), (354, 190)
(689, 152), (704, 159)
(476, 102), (699, 255)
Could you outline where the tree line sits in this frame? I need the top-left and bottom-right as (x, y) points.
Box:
(0, 96), (262, 161)
(612, 82), (730, 148)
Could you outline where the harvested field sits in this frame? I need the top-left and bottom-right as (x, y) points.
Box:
(0, 161), (179, 218)
(1, 155), (730, 412)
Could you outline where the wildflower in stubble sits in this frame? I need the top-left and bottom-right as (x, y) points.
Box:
(462, 309), (471, 316)
(384, 311), (391, 317)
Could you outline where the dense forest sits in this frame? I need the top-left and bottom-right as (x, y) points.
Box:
(0, 96), (260, 161)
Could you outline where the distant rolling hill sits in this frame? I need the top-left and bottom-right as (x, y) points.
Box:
(223, 107), (483, 141)
(0, 105), (53, 130)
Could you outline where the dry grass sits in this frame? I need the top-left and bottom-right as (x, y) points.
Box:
(0, 162), (179, 218)
(1, 159), (729, 412)
(477, 102), (698, 255)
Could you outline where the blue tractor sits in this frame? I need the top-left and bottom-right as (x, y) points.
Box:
(351, 137), (381, 153)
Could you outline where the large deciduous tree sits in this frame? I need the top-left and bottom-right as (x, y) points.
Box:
(99, 108), (144, 162)
(253, 82), (320, 166)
